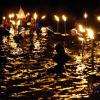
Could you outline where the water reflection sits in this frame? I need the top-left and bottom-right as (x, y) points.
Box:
(0, 34), (100, 100)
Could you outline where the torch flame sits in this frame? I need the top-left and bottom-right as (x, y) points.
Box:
(2, 16), (6, 20)
(20, 14), (24, 19)
(9, 14), (12, 19)
(17, 14), (24, 19)
(97, 16), (100, 21)
(11, 13), (15, 18)
(84, 12), (88, 19)
(41, 15), (46, 20)
(9, 13), (15, 19)
(54, 15), (59, 22)
(34, 12), (38, 20)
(26, 12), (30, 17)
(62, 15), (67, 21)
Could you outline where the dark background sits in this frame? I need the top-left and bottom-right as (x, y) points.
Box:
(0, 0), (99, 15)
(0, 0), (100, 32)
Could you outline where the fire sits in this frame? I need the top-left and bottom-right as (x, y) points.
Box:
(84, 12), (88, 19)
(62, 15), (67, 21)
(97, 16), (100, 21)
(54, 15), (60, 22)
(86, 28), (94, 39)
(2, 16), (6, 20)
(41, 15), (46, 20)
(33, 12), (38, 20)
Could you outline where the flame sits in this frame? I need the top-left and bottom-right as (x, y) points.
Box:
(9, 14), (12, 19)
(78, 24), (85, 33)
(84, 12), (88, 19)
(9, 13), (15, 19)
(97, 16), (100, 21)
(2, 16), (6, 20)
(17, 13), (25, 19)
(11, 13), (15, 18)
(33, 12), (38, 20)
(26, 12), (30, 17)
(54, 15), (60, 22)
(86, 28), (94, 39)
(41, 15), (46, 19)
(20, 14), (24, 19)
(41, 27), (47, 33)
(62, 15), (67, 21)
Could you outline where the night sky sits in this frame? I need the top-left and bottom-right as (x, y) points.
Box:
(0, 0), (99, 15)
(0, 0), (100, 31)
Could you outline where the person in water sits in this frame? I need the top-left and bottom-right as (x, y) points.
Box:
(47, 43), (72, 75)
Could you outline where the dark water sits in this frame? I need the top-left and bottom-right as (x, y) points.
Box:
(0, 37), (100, 100)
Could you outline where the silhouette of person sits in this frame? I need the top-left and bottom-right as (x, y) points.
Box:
(47, 43), (72, 75)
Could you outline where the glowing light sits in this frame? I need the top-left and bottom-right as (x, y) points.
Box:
(62, 15), (67, 21)
(20, 14), (24, 19)
(75, 56), (82, 63)
(62, 15), (67, 33)
(10, 42), (17, 48)
(41, 27), (47, 33)
(34, 40), (40, 50)
(27, 22), (31, 26)
(17, 14), (25, 19)
(33, 12), (38, 21)
(41, 27), (48, 36)
(16, 14), (19, 19)
(10, 20), (16, 25)
(10, 27), (15, 35)
(86, 28), (94, 39)
(3, 37), (7, 43)
(54, 15), (60, 22)
(17, 20), (20, 26)
(11, 13), (15, 18)
(41, 15), (46, 19)
(78, 24), (85, 33)
(17, 7), (25, 19)
(97, 16), (100, 21)
(78, 37), (84, 41)
(76, 64), (86, 72)
(2, 16), (6, 20)
(9, 14), (12, 19)
(78, 36), (84, 64)
(9, 13), (15, 19)
(26, 12), (30, 17)
(84, 12), (88, 19)
(54, 15), (60, 32)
